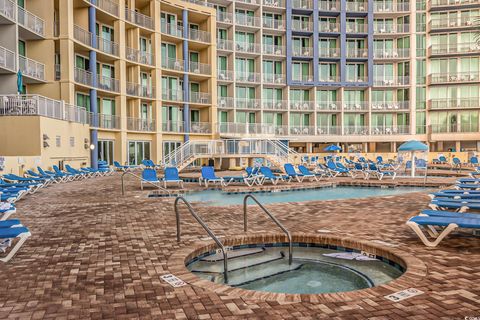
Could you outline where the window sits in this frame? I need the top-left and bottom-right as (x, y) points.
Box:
(292, 62), (311, 82)
(18, 40), (26, 56)
(56, 136), (61, 148)
(162, 141), (182, 163)
(98, 140), (114, 165)
(128, 141), (151, 165)
(76, 92), (90, 111)
(69, 137), (75, 147)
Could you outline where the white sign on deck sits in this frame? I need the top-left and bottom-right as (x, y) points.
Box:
(161, 274), (186, 288)
(385, 288), (424, 302)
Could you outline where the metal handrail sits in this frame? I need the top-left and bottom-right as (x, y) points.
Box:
(121, 171), (171, 196)
(243, 194), (292, 264)
(174, 196), (229, 283)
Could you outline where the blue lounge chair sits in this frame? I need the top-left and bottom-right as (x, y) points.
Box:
(470, 156), (478, 167)
(406, 215), (480, 247)
(316, 164), (332, 178)
(350, 162), (368, 179)
(429, 199), (480, 212)
(38, 167), (67, 182)
(259, 167), (285, 185)
(284, 163), (303, 182)
(433, 155), (447, 164)
(0, 222), (31, 262)
(163, 167), (184, 188)
(114, 161), (138, 172)
(301, 156), (309, 165)
(52, 165), (79, 181)
(452, 157), (461, 170)
(326, 161), (349, 177)
(366, 163), (396, 180)
(140, 169), (161, 190)
(3, 174), (50, 187)
(430, 192), (480, 200)
(223, 167), (259, 187)
(199, 167), (225, 187)
(0, 203), (16, 221)
(65, 165), (89, 179)
(456, 183), (480, 190)
(298, 165), (322, 181)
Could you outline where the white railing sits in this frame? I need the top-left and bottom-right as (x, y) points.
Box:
(290, 101), (315, 111)
(235, 42), (261, 54)
(431, 0), (477, 6)
(373, 76), (410, 86)
(371, 101), (410, 110)
(319, 22), (339, 32)
(317, 126), (341, 135)
(429, 42), (480, 55)
(263, 73), (286, 84)
(217, 39), (234, 51)
(429, 72), (479, 84)
(161, 22), (183, 38)
(189, 28), (211, 43)
(263, 100), (288, 110)
(162, 121), (184, 133)
(126, 82), (155, 98)
(19, 55), (45, 81)
(346, 1), (368, 11)
(429, 98), (479, 110)
(292, 20), (313, 32)
(292, 46), (313, 57)
(373, 48), (410, 59)
(292, 0), (313, 9)
(0, 45), (15, 72)
(189, 91), (211, 104)
(0, 0), (16, 21)
(290, 126), (315, 135)
(344, 126), (370, 135)
(263, 44), (285, 56)
(217, 96), (234, 109)
(374, 23), (410, 34)
(371, 126), (410, 135)
(161, 57), (184, 71)
(125, 8), (153, 30)
(74, 68), (94, 87)
(235, 14), (261, 27)
(317, 101), (341, 111)
(374, 2), (409, 12)
(346, 23), (368, 33)
(88, 113), (121, 130)
(189, 61), (211, 75)
(319, 47), (340, 58)
(87, 0), (119, 17)
(263, 0), (286, 7)
(319, 1), (340, 10)
(217, 11), (233, 24)
(235, 98), (262, 110)
(346, 48), (368, 58)
(17, 5), (44, 37)
(343, 102), (369, 111)
(190, 122), (211, 134)
(236, 71), (261, 83)
(97, 75), (120, 93)
(262, 17), (285, 30)
(127, 117), (155, 132)
(162, 89), (184, 102)
(126, 47), (154, 66)
(0, 95), (87, 124)
(217, 69), (234, 81)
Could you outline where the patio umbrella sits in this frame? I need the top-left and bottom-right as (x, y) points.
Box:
(324, 144), (342, 152)
(16, 70), (23, 94)
(398, 140), (428, 177)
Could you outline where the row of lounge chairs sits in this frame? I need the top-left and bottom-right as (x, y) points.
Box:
(0, 161), (112, 262)
(406, 178), (480, 247)
(141, 168), (184, 189)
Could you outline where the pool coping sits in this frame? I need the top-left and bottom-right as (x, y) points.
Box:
(167, 233), (428, 303)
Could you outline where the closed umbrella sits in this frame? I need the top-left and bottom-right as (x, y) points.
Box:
(17, 70), (23, 94)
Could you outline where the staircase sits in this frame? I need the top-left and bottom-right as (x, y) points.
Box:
(163, 139), (300, 171)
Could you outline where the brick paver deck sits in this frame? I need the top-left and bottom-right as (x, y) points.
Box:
(1, 174), (479, 319)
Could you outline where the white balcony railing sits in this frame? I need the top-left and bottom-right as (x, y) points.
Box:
(127, 117), (155, 132)
(217, 39), (234, 51)
(17, 5), (44, 37)
(19, 55), (45, 81)
(0, 0), (16, 21)
(263, 73), (286, 84)
(162, 89), (184, 102)
(429, 42), (480, 55)
(190, 122), (212, 134)
(263, 100), (288, 110)
(290, 101), (315, 111)
(217, 69), (234, 81)
(189, 61), (211, 75)
(236, 71), (261, 83)
(263, 44), (285, 56)
(162, 121), (184, 133)
(125, 47), (154, 66)
(189, 91), (211, 104)
(217, 96), (235, 109)
(89, 113), (121, 130)
(235, 42), (261, 54)
(125, 8), (153, 30)
(189, 28), (211, 43)
(0, 45), (15, 72)
(371, 101), (410, 110)
(87, 0), (119, 17)
(373, 48), (410, 59)
(126, 82), (155, 98)
(429, 72), (480, 84)
(235, 98), (262, 110)
(235, 14), (261, 27)
(161, 22), (183, 38)
(161, 57), (184, 71)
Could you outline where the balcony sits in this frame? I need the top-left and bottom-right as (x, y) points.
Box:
(346, 23), (368, 33)
(217, 96), (234, 109)
(189, 28), (211, 43)
(125, 47), (154, 66)
(235, 42), (261, 54)
(19, 55), (45, 82)
(430, 17), (476, 30)
(162, 89), (184, 102)
(89, 113), (121, 130)
(217, 39), (234, 51)
(190, 122), (212, 134)
(346, 1), (368, 11)
(373, 76), (410, 86)
(127, 117), (155, 132)
(429, 42), (480, 55)
(346, 48), (368, 58)
(263, 44), (285, 56)
(86, 0), (119, 17)
(371, 126), (409, 135)
(292, 74), (314, 82)
(374, 2), (409, 12)
(161, 57), (184, 71)
(319, 22), (339, 33)
(236, 71), (261, 83)
(162, 121), (184, 133)
(236, 0), (261, 5)
(263, 73), (286, 84)
(184, 0), (215, 8)
(0, 45), (15, 72)
(431, 123), (479, 134)
(161, 23), (183, 38)
(263, 100), (288, 110)
(317, 126), (341, 135)
(318, 48), (340, 58)
(290, 101), (315, 111)
(262, 17), (285, 30)
(429, 98), (479, 110)
(74, 68), (94, 87)
(0, 0), (16, 23)
(263, 0), (286, 8)
(217, 12), (233, 24)
(189, 61), (211, 75)
(218, 122), (284, 136)
(74, 25), (119, 56)
(291, 20), (313, 32)
(429, 72), (480, 84)
(371, 101), (410, 111)
(292, 0), (313, 10)
(17, 5), (44, 38)
(430, 0), (478, 8)
(345, 75), (368, 83)
(290, 126), (315, 135)
(125, 8), (153, 30)
(318, 74), (340, 82)
(235, 14), (261, 28)
(319, 1), (340, 11)
(0, 94), (87, 124)
(126, 82), (155, 99)
(373, 48), (409, 59)
(235, 98), (262, 110)
(344, 126), (369, 135)
(292, 46), (313, 57)
(97, 75), (120, 93)
(316, 101), (341, 111)
(344, 102), (368, 111)
(189, 92), (211, 104)
(374, 24), (409, 34)
(217, 69), (234, 81)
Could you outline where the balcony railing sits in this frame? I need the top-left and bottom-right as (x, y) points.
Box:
(89, 113), (121, 130)
(290, 126), (315, 135)
(236, 0), (261, 5)
(127, 117), (155, 132)
(317, 101), (341, 111)
(346, 1), (368, 11)
(345, 75), (368, 83)
(161, 22), (183, 38)
(74, 68), (94, 87)
(431, 123), (479, 134)
(74, 25), (119, 56)
(318, 75), (340, 82)
(344, 126), (369, 135)
(125, 8), (153, 30)
(190, 122), (211, 134)
(235, 98), (262, 110)
(161, 57), (184, 71)
(346, 48), (368, 58)
(374, 24), (410, 34)
(19, 55), (45, 81)
(319, 1), (340, 11)
(217, 39), (234, 51)
(371, 101), (410, 110)
(217, 69), (234, 81)
(371, 126), (409, 135)
(292, 20), (313, 32)
(429, 72), (480, 84)
(235, 42), (261, 54)
(319, 47), (340, 58)
(0, 95), (87, 124)
(292, 46), (313, 57)
(0, 45), (15, 72)
(236, 71), (261, 83)
(292, 0), (313, 9)
(218, 122), (284, 136)
(263, 0), (286, 7)
(126, 82), (155, 98)
(346, 23), (368, 33)
(317, 126), (341, 135)
(189, 92), (211, 104)
(429, 98), (480, 110)
(374, 2), (409, 11)
(162, 89), (184, 102)
(97, 75), (120, 93)
(87, 0), (119, 17)
(162, 121), (184, 133)
(217, 96), (234, 109)
(319, 22), (339, 33)
(263, 44), (285, 56)
(263, 17), (285, 30)
(430, 0), (478, 7)
(235, 14), (261, 27)
(344, 102), (369, 111)
(0, 0), (16, 21)
(126, 47), (154, 66)
(373, 48), (410, 59)
(96, 36), (119, 56)
(263, 73), (286, 84)
(429, 42), (480, 55)
(17, 5), (44, 37)
(189, 61), (211, 75)
(263, 100), (288, 110)
(430, 17), (476, 30)
(290, 101), (315, 111)
(217, 11), (233, 24)
(373, 76), (410, 86)
(189, 28), (211, 43)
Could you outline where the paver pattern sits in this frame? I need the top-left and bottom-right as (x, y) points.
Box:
(1, 174), (479, 319)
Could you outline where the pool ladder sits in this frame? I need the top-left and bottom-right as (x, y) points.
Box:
(174, 194), (293, 284)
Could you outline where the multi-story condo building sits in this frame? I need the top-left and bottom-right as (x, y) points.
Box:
(0, 0), (479, 172)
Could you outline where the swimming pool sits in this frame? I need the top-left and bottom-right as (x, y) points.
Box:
(181, 186), (428, 206)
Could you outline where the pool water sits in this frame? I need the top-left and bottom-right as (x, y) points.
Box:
(187, 245), (404, 294)
(182, 186), (427, 206)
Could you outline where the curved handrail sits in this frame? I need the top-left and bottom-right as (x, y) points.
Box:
(243, 194), (293, 264)
(174, 196), (229, 283)
(121, 170), (171, 195)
